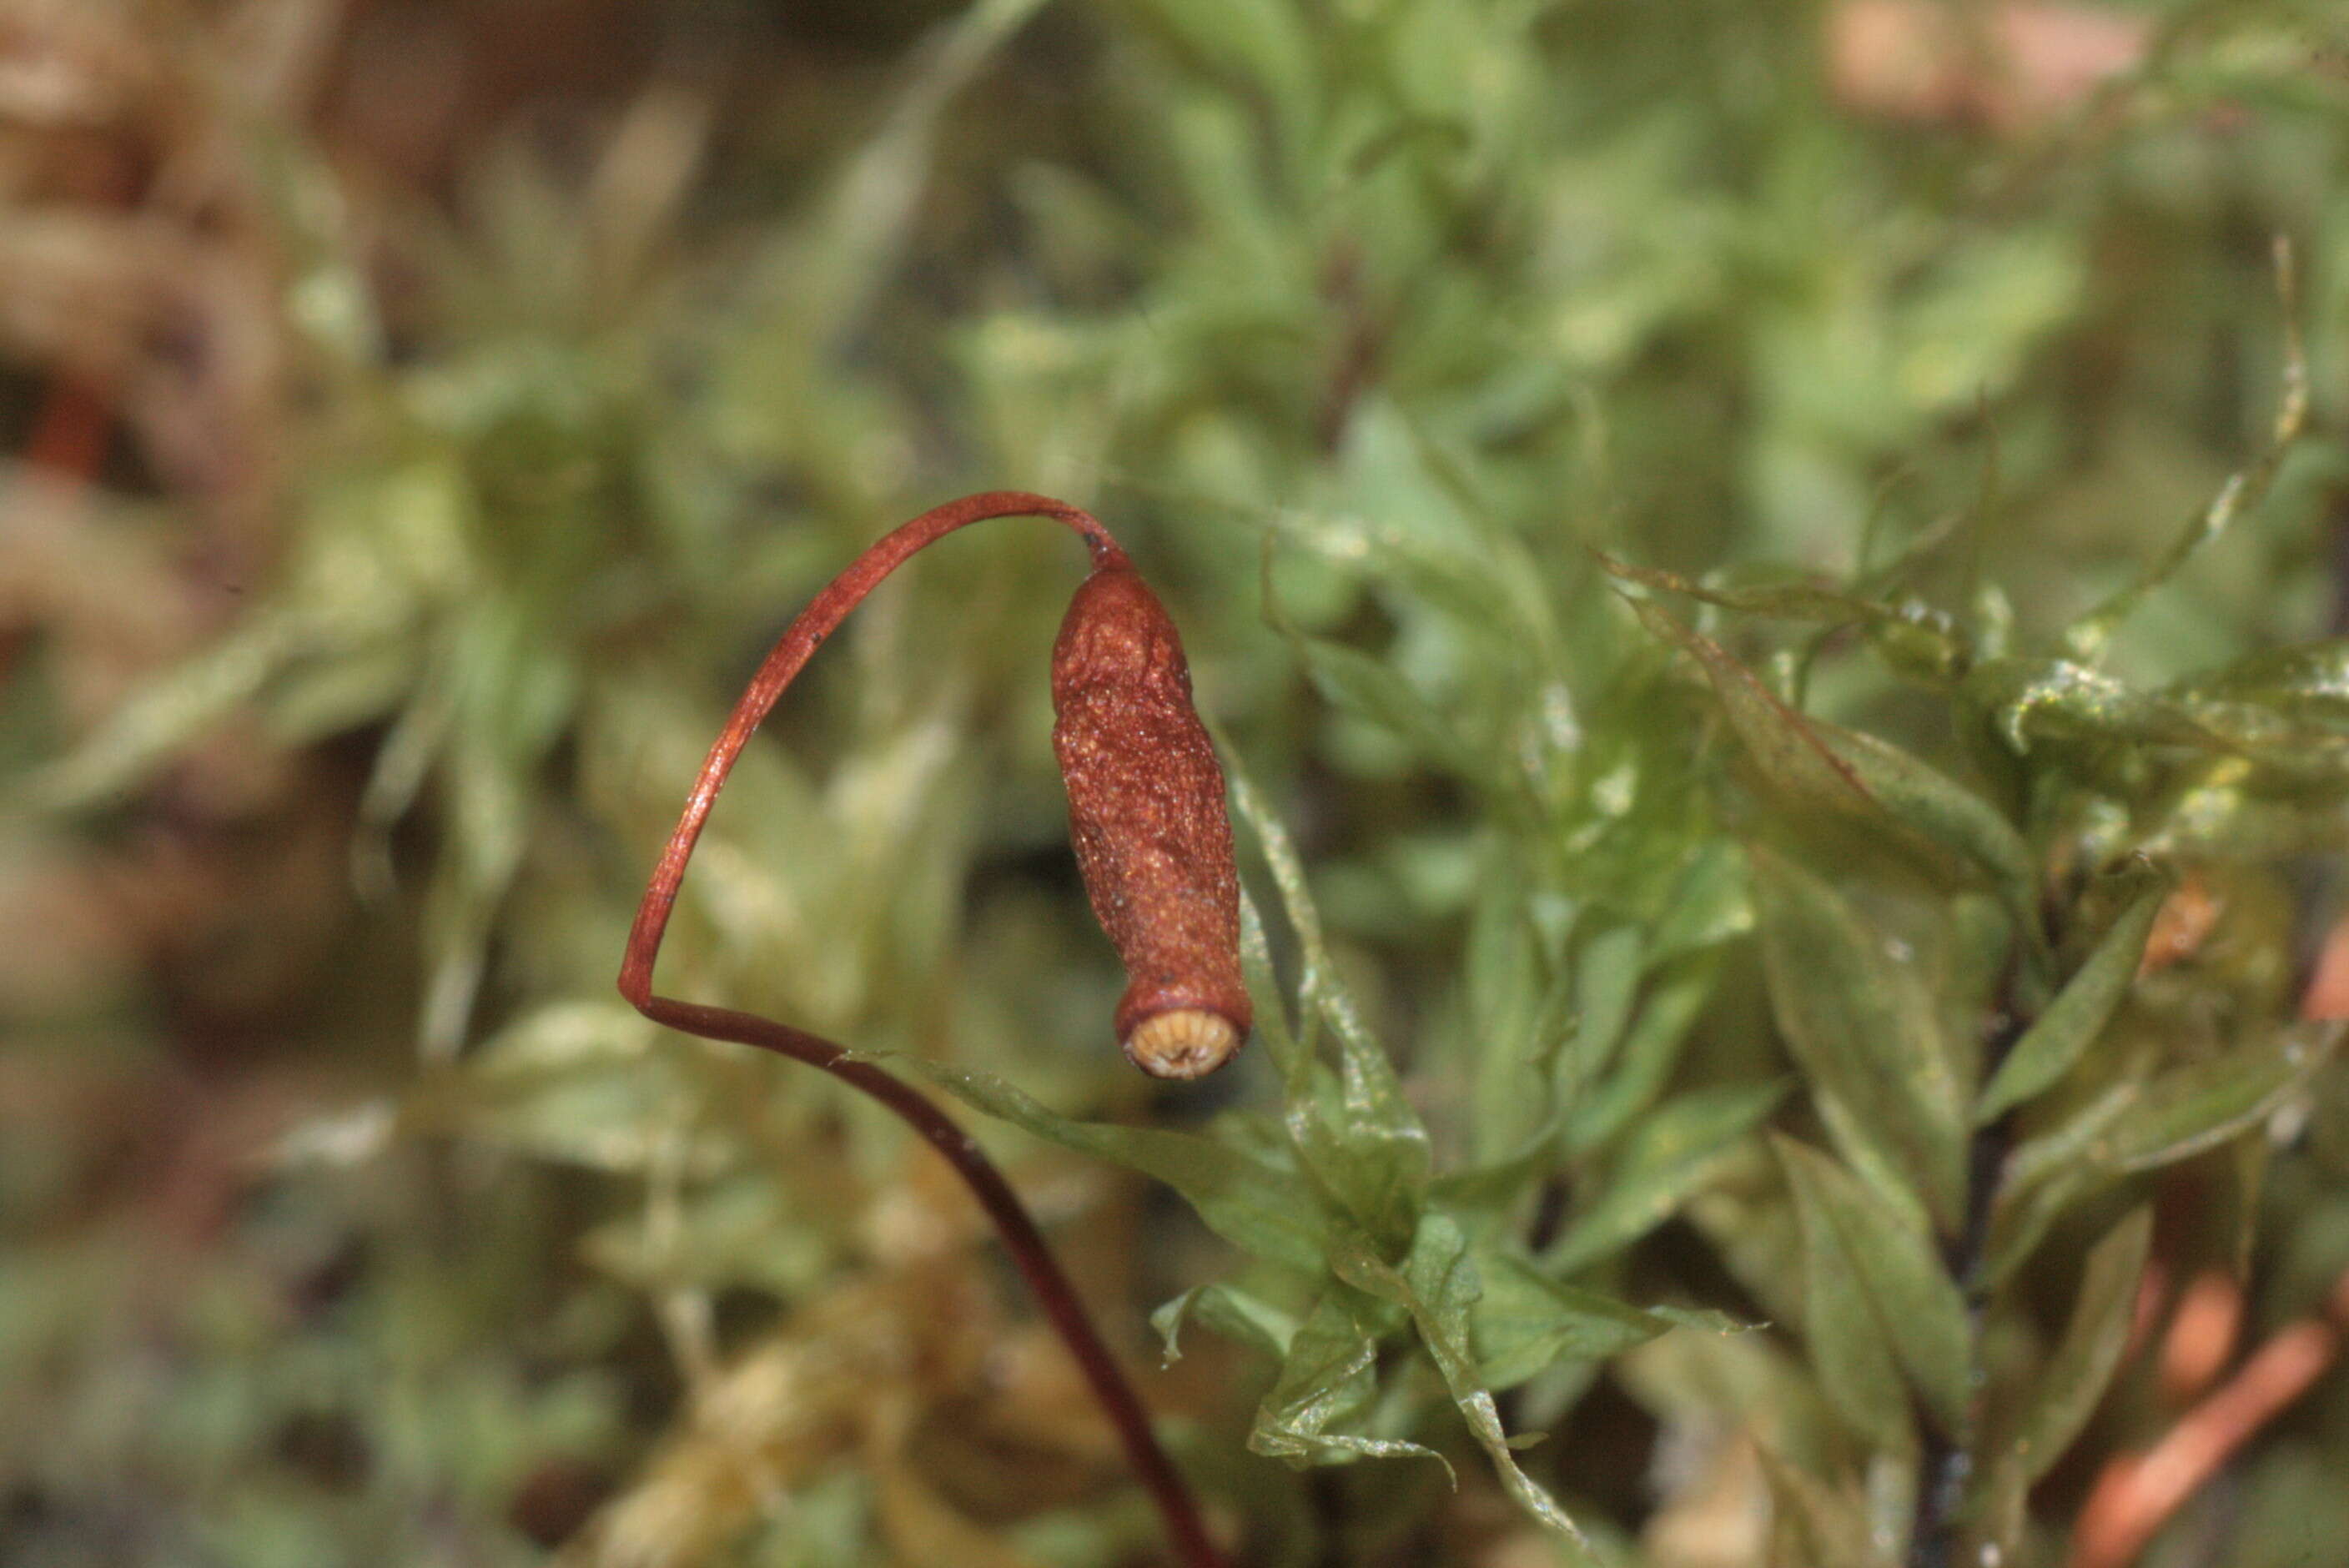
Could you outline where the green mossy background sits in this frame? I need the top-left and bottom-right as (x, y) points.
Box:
(6, 3), (2349, 1565)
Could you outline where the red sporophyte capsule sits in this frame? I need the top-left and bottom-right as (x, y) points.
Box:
(1052, 565), (1252, 1078)
(617, 492), (1250, 1083)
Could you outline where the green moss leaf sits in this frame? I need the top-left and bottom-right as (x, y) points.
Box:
(1815, 722), (2041, 951)
(1598, 553), (1909, 629)
(1778, 1138), (1914, 1454)
(1626, 596), (1879, 816)
(1289, 631), (1481, 779)
(1773, 1136), (1972, 1442)
(1466, 1247), (1690, 1390)
(1544, 1079), (1788, 1275)
(1752, 847), (1968, 1234)
(2105, 1022), (2343, 1173)
(2006, 1206), (2152, 1484)
(1331, 1214), (1591, 1548)
(1598, 551), (1973, 684)
(1963, 656), (2222, 757)
(913, 1062), (1331, 1272)
(1627, 597), (2037, 938)
(1154, 1280), (1305, 1364)
(1984, 1083), (2138, 1288)
(1248, 1289), (1439, 1470)
(1556, 924), (1646, 1106)
(37, 611), (309, 808)
(1229, 763), (1432, 1252)
(1125, 0), (1319, 148)
(1987, 1026), (2341, 1284)
(2061, 284), (2307, 663)
(1561, 950), (1723, 1156)
(2172, 640), (2349, 734)
(1975, 872), (2166, 1124)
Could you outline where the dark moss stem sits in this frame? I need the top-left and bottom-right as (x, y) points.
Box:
(1909, 977), (2031, 1568)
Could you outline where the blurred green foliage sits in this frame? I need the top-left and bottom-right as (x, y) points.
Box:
(8, 1), (2349, 1565)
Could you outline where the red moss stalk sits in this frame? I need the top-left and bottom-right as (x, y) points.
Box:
(2069, 1310), (2341, 1568)
(619, 491), (1239, 1568)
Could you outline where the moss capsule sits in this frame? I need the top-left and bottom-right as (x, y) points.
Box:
(1050, 567), (1251, 1078)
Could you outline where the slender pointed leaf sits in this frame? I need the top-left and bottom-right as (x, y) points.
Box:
(1627, 596), (1879, 819)
(1647, 839), (1753, 963)
(1774, 1138), (1973, 1441)
(2007, 1207), (2151, 1482)
(1564, 924), (1646, 1098)
(1291, 631), (1481, 778)
(2064, 259), (2307, 662)
(1815, 722), (2041, 947)
(2105, 1022), (2343, 1173)
(2222, 1126), (2271, 1278)
(1238, 886), (1308, 1092)
(1984, 1083), (2139, 1289)
(1563, 952), (1723, 1153)
(1753, 847), (1968, 1233)
(38, 610), (309, 807)
(1154, 1280), (1304, 1365)
(1228, 760), (1432, 1249)
(1545, 1080), (1788, 1274)
(1628, 597), (2035, 927)
(914, 1062), (1330, 1271)
(1778, 1136), (1913, 1454)
(1467, 1246), (1691, 1390)
(1598, 553), (1909, 629)
(2172, 640), (2349, 734)
(1976, 877), (2165, 1123)
(1985, 1028), (2341, 1286)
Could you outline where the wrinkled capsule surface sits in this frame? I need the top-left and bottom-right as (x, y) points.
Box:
(1050, 568), (1251, 1078)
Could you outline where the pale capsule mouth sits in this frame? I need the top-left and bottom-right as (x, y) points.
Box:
(1122, 1008), (1242, 1080)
